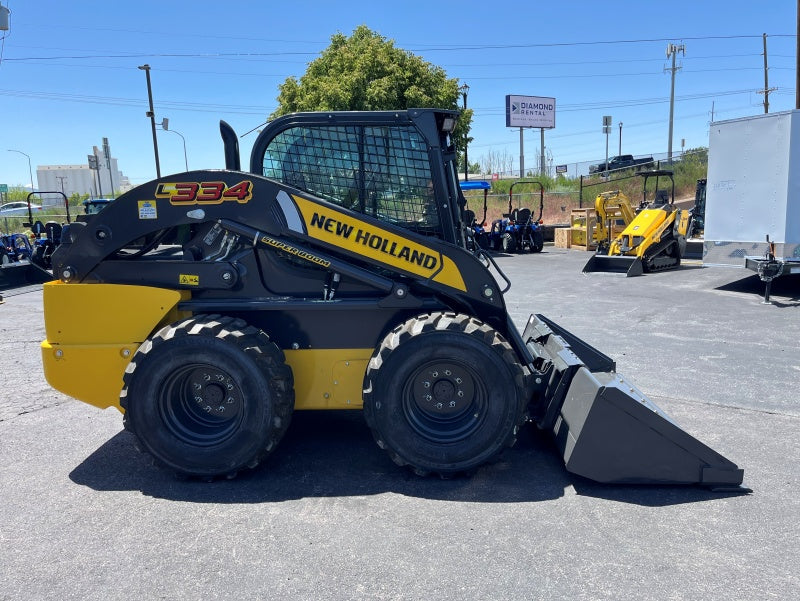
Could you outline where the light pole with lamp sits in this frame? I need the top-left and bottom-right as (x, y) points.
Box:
(7, 149), (34, 192)
(618, 122), (623, 156)
(160, 118), (188, 172)
(138, 64), (161, 178)
(459, 83), (469, 181)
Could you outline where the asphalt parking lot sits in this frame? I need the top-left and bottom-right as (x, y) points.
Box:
(1, 248), (798, 601)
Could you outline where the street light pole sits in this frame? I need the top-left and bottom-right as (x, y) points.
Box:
(618, 122), (623, 156)
(138, 64), (161, 178)
(7, 149), (34, 192)
(160, 119), (189, 172)
(459, 83), (469, 181)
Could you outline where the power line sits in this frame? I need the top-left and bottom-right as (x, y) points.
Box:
(4, 34), (796, 63)
(2, 50), (317, 62)
(460, 67), (763, 81)
(0, 88), (274, 114)
(406, 34), (795, 52)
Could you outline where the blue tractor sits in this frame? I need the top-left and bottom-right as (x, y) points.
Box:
(459, 180), (491, 251)
(488, 180), (545, 253)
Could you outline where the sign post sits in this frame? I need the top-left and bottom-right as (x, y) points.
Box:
(603, 116), (612, 176)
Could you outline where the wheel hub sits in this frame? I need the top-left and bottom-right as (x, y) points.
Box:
(160, 365), (245, 446)
(411, 363), (475, 418)
(188, 369), (241, 417)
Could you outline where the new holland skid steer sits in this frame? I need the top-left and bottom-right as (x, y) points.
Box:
(583, 170), (691, 276)
(41, 110), (743, 486)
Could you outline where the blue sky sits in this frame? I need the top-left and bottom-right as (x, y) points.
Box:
(0, 1), (797, 190)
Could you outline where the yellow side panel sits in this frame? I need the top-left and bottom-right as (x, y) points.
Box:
(284, 348), (372, 410)
(43, 281), (188, 344)
(42, 342), (137, 411)
(621, 209), (666, 237)
(42, 282), (190, 411)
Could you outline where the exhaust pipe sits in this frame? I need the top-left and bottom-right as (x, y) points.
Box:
(523, 314), (744, 487)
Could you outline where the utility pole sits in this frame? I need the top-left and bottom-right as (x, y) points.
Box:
(93, 147), (104, 198)
(138, 64), (161, 178)
(459, 83), (469, 181)
(103, 137), (115, 197)
(665, 42), (685, 163)
(796, 0), (800, 109)
(603, 116), (612, 176)
(55, 176), (67, 196)
(759, 33), (777, 114)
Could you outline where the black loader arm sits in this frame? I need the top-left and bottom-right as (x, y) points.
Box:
(51, 169), (509, 328)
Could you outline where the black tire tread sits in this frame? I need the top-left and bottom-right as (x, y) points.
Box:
(363, 312), (527, 476)
(121, 314), (294, 478)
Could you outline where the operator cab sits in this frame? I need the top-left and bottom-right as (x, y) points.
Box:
(244, 109), (465, 245)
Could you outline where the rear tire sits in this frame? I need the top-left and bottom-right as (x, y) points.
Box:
(32, 245), (46, 268)
(363, 312), (526, 476)
(531, 230), (544, 253)
(121, 314), (294, 478)
(501, 232), (516, 253)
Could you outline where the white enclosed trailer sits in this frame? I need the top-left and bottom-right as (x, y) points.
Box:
(704, 110), (800, 272)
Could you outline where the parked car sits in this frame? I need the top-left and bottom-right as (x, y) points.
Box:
(82, 198), (112, 215)
(589, 154), (655, 174)
(0, 201), (43, 216)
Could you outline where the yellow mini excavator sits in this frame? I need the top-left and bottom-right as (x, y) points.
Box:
(584, 170), (691, 276)
(592, 189), (637, 247)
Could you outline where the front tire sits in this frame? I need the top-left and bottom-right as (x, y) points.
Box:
(121, 315), (294, 478)
(363, 313), (526, 476)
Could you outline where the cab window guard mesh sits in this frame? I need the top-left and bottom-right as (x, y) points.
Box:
(262, 125), (440, 234)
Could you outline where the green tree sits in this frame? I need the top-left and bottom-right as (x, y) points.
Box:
(273, 25), (472, 157)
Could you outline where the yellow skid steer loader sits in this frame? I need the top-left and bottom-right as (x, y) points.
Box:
(40, 111), (741, 487)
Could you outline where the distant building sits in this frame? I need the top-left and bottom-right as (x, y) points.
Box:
(36, 146), (131, 205)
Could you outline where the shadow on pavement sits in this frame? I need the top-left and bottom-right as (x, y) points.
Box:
(70, 411), (733, 507)
(716, 272), (800, 306)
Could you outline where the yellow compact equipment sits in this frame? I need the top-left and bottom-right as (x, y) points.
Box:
(584, 170), (691, 276)
(40, 112), (741, 488)
(593, 189), (637, 247)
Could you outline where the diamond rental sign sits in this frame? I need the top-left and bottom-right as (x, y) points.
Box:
(505, 95), (556, 128)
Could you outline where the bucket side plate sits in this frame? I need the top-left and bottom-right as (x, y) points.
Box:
(523, 314), (744, 486)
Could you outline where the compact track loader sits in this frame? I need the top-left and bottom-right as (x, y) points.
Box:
(41, 110), (742, 487)
(583, 170), (691, 276)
